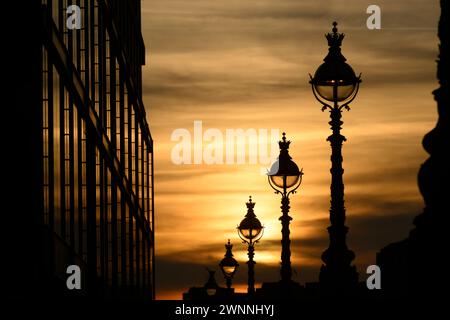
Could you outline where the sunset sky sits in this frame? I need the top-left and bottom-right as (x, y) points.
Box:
(139, 0), (440, 299)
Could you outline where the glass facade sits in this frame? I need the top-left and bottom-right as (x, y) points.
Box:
(40, 0), (154, 298)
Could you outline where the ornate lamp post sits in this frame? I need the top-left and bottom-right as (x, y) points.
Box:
(267, 133), (303, 284)
(309, 21), (361, 292)
(237, 196), (264, 296)
(219, 239), (239, 290)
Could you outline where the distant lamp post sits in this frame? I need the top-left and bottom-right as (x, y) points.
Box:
(219, 239), (239, 290)
(268, 132), (303, 283)
(204, 269), (219, 296)
(309, 21), (360, 291)
(237, 196), (264, 296)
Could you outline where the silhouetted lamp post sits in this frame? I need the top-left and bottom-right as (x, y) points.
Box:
(268, 132), (303, 284)
(219, 239), (239, 290)
(309, 21), (360, 292)
(204, 269), (219, 296)
(237, 196), (264, 296)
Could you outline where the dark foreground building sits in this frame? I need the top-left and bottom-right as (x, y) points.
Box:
(377, 0), (448, 298)
(6, 0), (154, 299)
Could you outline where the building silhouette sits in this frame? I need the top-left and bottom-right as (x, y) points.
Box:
(377, 0), (448, 298)
(7, 0), (154, 299)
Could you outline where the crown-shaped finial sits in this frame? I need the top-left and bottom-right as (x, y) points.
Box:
(326, 21), (345, 48)
(332, 21), (338, 34)
(279, 132), (291, 150)
(246, 195), (256, 211)
(225, 239), (233, 253)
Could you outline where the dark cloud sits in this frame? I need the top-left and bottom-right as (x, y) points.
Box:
(348, 211), (417, 252)
(155, 166), (238, 184)
(142, 71), (307, 109)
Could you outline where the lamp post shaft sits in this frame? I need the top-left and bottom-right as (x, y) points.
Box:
(328, 107), (346, 226)
(280, 195), (293, 282)
(319, 106), (358, 291)
(226, 278), (232, 290)
(247, 244), (255, 295)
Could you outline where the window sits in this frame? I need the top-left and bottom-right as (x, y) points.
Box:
(43, 46), (50, 225)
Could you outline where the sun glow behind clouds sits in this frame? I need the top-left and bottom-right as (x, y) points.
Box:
(141, 0), (439, 299)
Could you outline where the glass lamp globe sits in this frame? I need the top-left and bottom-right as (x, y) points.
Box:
(268, 160), (301, 189)
(312, 61), (358, 102)
(237, 221), (263, 242)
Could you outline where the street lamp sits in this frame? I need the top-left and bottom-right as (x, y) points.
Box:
(219, 239), (239, 290)
(268, 132), (303, 284)
(237, 196), (264, 296)
(309, 21), (360, 292)
(204, 269), (219, 297)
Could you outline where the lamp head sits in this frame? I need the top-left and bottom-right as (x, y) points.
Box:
(237, 196), (264, 243)
(268, 133), (303, 192)
(204, 269), (219, 296)
(219, 239), (239, 278)
(310, 22), (361, 103)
